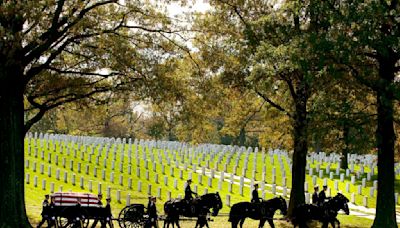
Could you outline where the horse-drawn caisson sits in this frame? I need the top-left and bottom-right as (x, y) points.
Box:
(38, 192), (149, 228)
(41, 192), (114, 228)
(38, 191), (222, 228)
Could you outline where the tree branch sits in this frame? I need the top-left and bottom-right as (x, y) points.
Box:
(24, 84), (121, 132)
(241, 101), (265, 129)
(255, 90), (292, 118)
(23, 0), (117, 65)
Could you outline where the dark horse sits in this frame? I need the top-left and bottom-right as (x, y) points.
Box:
(291, 193), (350, 228)
(163, 192), (222, 228)
(229, 196), (287, 228)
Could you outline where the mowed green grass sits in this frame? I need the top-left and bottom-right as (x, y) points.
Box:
(28, 213), (374, 228)
(24, 138), (400, 226)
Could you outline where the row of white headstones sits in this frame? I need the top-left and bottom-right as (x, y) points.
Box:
(25, 132), (400, 207)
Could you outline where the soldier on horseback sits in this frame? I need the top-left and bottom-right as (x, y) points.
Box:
(318, 185), (330, 206)
(184, 179), (198, 202)
(251, 183), (262, 203)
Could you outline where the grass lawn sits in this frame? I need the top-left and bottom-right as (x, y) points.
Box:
(24, 137), (400, 227)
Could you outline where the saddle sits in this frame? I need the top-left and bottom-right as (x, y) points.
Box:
(182, 198), (198, 216)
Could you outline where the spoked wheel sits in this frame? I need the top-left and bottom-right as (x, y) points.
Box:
(57, 215), (70, 228)
(58, 208), (89, 228)
(80, 209), (89, 228)
(118, 206), (144, 228)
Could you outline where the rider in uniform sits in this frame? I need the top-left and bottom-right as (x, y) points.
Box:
(318, 185), (330, 206)
(251, 183), (262, 203)
(37, 194), (50, 228)
(184, 179), (197, 202)
(312, 185), (319, 205)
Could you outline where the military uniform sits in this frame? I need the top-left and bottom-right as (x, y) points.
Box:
(184, 184), (196, 201)
(312, 191), (319, 204)
(91, 195), (105, 228)
(47, 200), (57, 228)
(318, 190), (327, 206)
(251, 189), (261, 203)
(146, 200), (158, 228)
(101, 199), (113, 228)
(37, 197), (49, 228)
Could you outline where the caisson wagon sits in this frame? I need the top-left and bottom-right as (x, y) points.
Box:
(48, 192), (149, 228)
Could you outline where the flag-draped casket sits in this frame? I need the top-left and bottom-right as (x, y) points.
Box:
(51, 192), (99, 207)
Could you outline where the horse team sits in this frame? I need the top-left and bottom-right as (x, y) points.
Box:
(163, 192), (349, 228)
(162, 180), (350, 228)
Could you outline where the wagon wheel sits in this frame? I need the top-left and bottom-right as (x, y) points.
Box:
(118, 206), (143, 228)
(80, 209), (90, 228)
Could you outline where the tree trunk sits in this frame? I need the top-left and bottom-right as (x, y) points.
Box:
(340, 123), (349, 170)
(0, 72), (31, 226)
(372, 57), (397, 228)
(238, 127), (246, 147)
(288, 91), (308, 217)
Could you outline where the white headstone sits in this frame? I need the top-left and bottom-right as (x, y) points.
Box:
(138, 181), (142, 192)
(351, 176), (356, 185)
(362, 178), (366, 188)
(369, 188), (374, 197)
(128, 178), (132, 189)
(42, 179), (46, 190)
(363, 196), (368, 207)
(98, 183), (102, 194)
(126, 194), (131, 206)
(164, 176), (168, 186)
(305, 193), (311, 204)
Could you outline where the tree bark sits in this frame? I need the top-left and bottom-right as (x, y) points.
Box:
(372, 57), (397, 228)
(0, 9), (32, 226)
(288, 89), (308, 217)
(238, 127), (246, 147)
(0, 69), (31, 227)
(340, 123), (349, 170)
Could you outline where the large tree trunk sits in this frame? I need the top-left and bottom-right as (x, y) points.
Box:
(0, 72), (31, 227)
(288, 89), (308, 217)
(340, 123), (350, 170)
(0, 11), (31, 225)
(372, 57), (397, 228)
